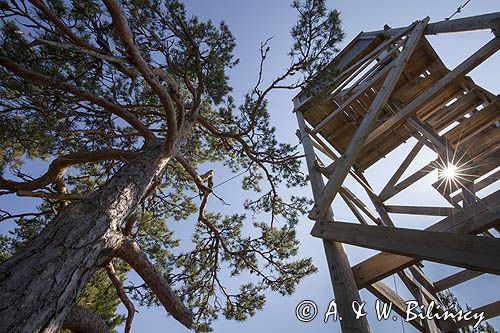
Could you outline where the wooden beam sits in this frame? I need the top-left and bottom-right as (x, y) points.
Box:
(385, 205), (457, 216)
(352, 189), (500, 288)
(363, 37), (500, 151)
(296, 111), (371, 332)
(451, 169), (500, 205)
(434, 269), (484, 292)
(339, 187), (383, 225)
(309, 19), (429, 220)
(360, 12), (500, 37)
(380, 160), (437, 201)
(408, 266), (438, 295)
(457, 301), (500, 328)
(311, 221), (500, 275)
(339, 191), (369, 225)
(379, 142), (424, 200)
(407, 115), (458, 159)
(397, 270), (443, 332)
(367, 281), (425, 331)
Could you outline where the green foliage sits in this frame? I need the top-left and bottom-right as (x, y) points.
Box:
(77, 268), (126, 332)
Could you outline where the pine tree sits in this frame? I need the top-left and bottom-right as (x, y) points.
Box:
(0, 0), (344, 332)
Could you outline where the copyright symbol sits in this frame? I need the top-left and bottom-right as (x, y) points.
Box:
(295, 300), (318, 322)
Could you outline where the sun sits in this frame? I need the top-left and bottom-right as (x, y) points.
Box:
(441, 163), (458, 180)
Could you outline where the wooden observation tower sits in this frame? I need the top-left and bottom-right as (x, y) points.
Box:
(294, 12), (500, 332)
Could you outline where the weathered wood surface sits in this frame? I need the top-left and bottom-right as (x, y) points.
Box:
(434, 269), (484, 292)
(311, 221), (500, 275)
(296, 111), (371, 332)
(351, 189), (500, 288)
(363, 37), (500, 152)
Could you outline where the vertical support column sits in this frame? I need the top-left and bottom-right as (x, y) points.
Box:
(296, 110), (371, 333)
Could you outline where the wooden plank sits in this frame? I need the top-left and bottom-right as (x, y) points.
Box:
(408, 266), (438, 295)
(428, 91), (479, 130)
(385, 205), (457, 216)
(340, 187), (383, 225)
(434, 269), (484, 292)
(309, 19), (430, 220)
(309, 128), (385, 198)
(407, 116), (458, 159)
(360, 12), (500, 37)
(311, 61), (393, 134)
(339, 191), (369, 225)
(333, 24), (416, 95)
(451, 169), (500, 205)
(445, 99), (500, 144)
(351, 189), (500, 288)
(363, 37), (500, 152)
(311, 221), (500, 275)
(401, 271), (442, 333)
(457, 301), (500, 328)
(296, 111), (371, 332)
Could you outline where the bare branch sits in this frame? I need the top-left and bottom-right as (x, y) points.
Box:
(28, 0), (138, 77)
(16, 190), (87, 201)
(0, 210), (44, 223)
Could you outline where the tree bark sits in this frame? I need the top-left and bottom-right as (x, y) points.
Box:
(62, 305), (110, 333)
(0, 140), (171, 333)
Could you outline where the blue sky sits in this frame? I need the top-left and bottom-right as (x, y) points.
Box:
(1, 1), (499, 332)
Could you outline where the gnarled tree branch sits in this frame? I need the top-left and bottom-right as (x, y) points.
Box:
(0, 57), (155, 140)
(0, 149), (138, 191)
(103, 0), (179, 151)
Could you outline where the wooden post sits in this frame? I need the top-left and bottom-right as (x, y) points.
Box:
(309, 19), (429, 220)
(296, 110), (371, 333)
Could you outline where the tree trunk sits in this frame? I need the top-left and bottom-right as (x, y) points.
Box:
(0, 140), (170, 333)
(62, 305), (110, 333)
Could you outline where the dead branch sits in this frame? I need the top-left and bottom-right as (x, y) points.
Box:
(0, 210), (44, 223)
(16, 190), (87, 201)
